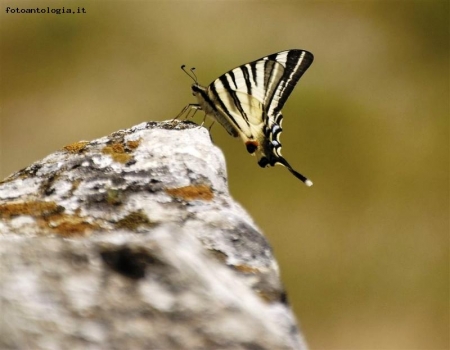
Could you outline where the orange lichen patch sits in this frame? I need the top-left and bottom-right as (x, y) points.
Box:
(233, 264), (260, 274)
(165, 184), (213, 201)
(0, 176), (15, 184)
(0, 200), (101, 237)
(103, 143), (124, 155)
(46, 213), (100, 237)
(111, 143), (125, 153)
(51, 221), (97, 237)
(257, 289), (284, 304)
(116, 211), (154, 230)
(0, 201), (62, 219)
(208, 249), (228, 263)
(111, 153), (131, 163)
(63, 141), (89, 153)
(102, 143), (132, 163)
(126, 139), (141, 150)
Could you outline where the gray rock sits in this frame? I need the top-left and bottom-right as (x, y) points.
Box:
(0, 120), (308, 350)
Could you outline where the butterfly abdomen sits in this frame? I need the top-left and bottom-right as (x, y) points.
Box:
(192, 83), (239, 137)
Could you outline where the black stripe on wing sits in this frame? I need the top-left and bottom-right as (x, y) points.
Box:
(263, 60), (280, 112)
(240, 65), (252, 95)
(209, 83), (241, 137)
(267, 50), (314, 115)
(250, 63), (258, 86)
(228, 70), (238, 89)
(219, 75), (249, 123)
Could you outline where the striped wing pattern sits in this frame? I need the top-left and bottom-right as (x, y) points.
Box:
(188, 49), (314, 185)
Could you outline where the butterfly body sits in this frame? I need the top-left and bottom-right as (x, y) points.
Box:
(181, 49), (314, 186)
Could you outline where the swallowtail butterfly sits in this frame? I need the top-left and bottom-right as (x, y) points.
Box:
(178, 49), (314, 186)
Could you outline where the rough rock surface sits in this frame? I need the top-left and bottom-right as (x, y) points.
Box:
(0, 120), (308, 350)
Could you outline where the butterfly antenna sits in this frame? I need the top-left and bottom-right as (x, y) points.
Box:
(190, 67), (198, 83)
(181, 65), (197, 83)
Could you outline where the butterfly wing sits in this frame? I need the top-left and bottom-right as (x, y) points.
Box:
(206, 55), (281, 140)
(263, 50), (314, 117)
(205, 49), (314, 185)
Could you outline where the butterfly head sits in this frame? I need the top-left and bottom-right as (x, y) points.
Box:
(179, 65), (207, 100)
(191, 83), (203, 96)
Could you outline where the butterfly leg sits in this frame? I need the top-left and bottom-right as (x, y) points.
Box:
(173, 104), (201, 121)
(173, 105), (189, 121)
(208, 121), (215, 132)
(189, 108), (199, 120)
(199, 114), (207, 127)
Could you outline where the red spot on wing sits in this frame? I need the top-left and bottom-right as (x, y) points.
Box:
(245, 141), (259, 154)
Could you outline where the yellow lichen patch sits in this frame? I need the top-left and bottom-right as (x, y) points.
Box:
(116, 211), (154, 230)
(63, 141), (89, 153)
(71, 178), (81, 192)
(102, 143), (132, 163)
(0, 201), (62, 219)
(126, 139), (141, 150)
(165, 185), (213, 201)
(106, 188), (122, 205)
(47, 214), (100, 237)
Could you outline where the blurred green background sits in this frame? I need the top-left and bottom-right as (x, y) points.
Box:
(1, 1), (448, 349)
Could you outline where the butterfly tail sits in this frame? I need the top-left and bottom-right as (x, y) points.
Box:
(276, 157), (313, 187)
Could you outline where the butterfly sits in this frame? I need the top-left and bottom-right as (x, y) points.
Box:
(177, 49), (314, 186)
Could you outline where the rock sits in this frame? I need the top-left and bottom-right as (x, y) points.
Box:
(0, 120), (308, 350)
